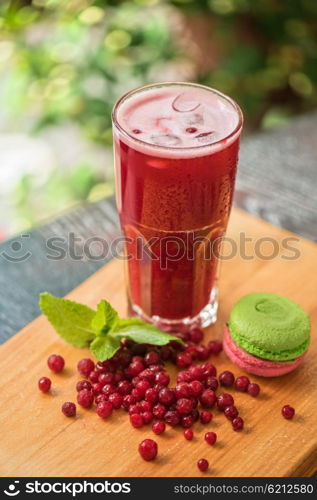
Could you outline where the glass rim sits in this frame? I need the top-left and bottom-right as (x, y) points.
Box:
(112, 81), (243, 153)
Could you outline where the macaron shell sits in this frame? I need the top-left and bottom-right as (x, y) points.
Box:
(228, 292), (310, 361)
(223, 327), (306, 377)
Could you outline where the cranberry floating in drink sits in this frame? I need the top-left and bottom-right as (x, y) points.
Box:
(112, 83), (243, 330)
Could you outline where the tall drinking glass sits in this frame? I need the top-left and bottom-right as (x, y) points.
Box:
(112, 82), (243, 331)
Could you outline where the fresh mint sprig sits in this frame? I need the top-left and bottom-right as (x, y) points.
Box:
(39, 292), (182, 361)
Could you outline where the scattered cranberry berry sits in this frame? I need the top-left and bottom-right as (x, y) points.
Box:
(200, 389), (217, 408)
(176, 352), (192, 368)
(142, 411), (153, 424)
(96, 401), (113, 419)
(205, 376), (218, 391)
(197, 458), (209, 472)
(47, 354), (65, 373)
(38, 377), (51, 393)
(184, 429), (194, 440)
(138, 439), (158, 461)
(77, 389), (94, 408)
(164, 410), (180, 426)
(108, 392), (123, 409)
(217, 393), (234, 411)
(145, 351), (160, 366)
(76, 380), (92, 392)
(77, 358), (95, 377)
(159, 388), (176, 406)
(247, 383), (260, 397)
(130, 413), (144, 428)
(200, 410), (212, 424)
(205, 431), (217, 445)
(152, 420), (166, 435)
(208, 340), (223, 355)
(224, 405), (239, 421)
(176, 398), (193, 415)
(62, 402), (76, 417)
(189, 328), (203, 343)
(232, 416), (244, 431)
(234, 376), (250, 392)
(282, 405), (295, 420)
(219, 370), (235, 387)
(181, 415), (194, 428)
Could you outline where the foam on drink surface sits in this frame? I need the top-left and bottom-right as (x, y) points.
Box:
(115, 84), (241, 158)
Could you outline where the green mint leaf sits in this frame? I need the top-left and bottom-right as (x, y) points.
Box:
(39, 292), (96, 348)
(113, 318), (183, 346)
(90, 335), (121, 361)
(91, 300), (119, 335)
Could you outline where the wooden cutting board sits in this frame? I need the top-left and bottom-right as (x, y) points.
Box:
(0, 208), (316, 478)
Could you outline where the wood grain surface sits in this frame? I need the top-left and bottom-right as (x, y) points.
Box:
(0, 208), (316, 477)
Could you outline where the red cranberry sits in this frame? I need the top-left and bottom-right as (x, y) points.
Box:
(145, 351), (160, 366)
(130, 413), (144, 428)
(176, 398), (193, 415)
(175, 383), (190, 399)
(89, 371), (99, 383)
(96, 401), (113, 419)
(247, 383), (260, 397)
(99, 372), (114, 385)
(164, 410), (180, 426)
(200, 389), (217, 408)
(77, 358), (95, 377)
(205, 431), (217, 445)
(139, 369), (155, 384)
(188, 380), (203, 397)
(217, 393), (234, 410)
(191, 409), (200, 422)
(155, 371), (170, 386)
(176, 352), (192, 368)
(47, 354), (64, 373)
(181, 415), (194, 428)
(197, 458), (209, 472)
(184, 428), (194, 440)
(129, 404), (141, 415)
(205, 376), (219, 391)
(118, 380), (132, 395)
(101, 383), (115, 397)
(188, 365), (204, 381)
(62, 401), (76, 417)
(176, 370), (192, 383)
(282, 405), (295, 420)
(77, 389), (94, 408)
(159, 388), (176, 407)
(135, 380), (151, 397)
(152, 420), (165, 435)
(185, 345), (198, 360)
(138, 439), (157, 461)
(139, 400), (152, 412)
(232, 416), (244, 431)
(208, 340), (223, 355)
(196, 345), (210, 361)
(234, 375), (250, 392)
(122, 394), (136, 410)
(149, 364), (164, 373)
(76, 380), (92, 392)
(91, 382), (103, 395)
(128, 360), (144, 377)
(189, 328), (204, 344)
(201, 363), (217, 378)
(224, 405), (239, 420)
(38, 377), (51, 393)
(153, 403), (167, 419)
(131, 388), (143, 402)
(142, 411), (153, 424)
(219, 370), (235, 387)
(95, 361), (107, 373)
(145, 388), (159, 404)
(95, 394), (107, 404)
(200, 410), (212, 424)
(108, 392), (123, 409)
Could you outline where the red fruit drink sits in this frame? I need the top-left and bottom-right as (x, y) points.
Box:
(112, 83), (243, 330)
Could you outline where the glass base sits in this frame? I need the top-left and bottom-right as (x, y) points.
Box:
(129, 287), (218, 333)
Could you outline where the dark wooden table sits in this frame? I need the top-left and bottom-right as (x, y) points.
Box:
(1, 112), (316, 343)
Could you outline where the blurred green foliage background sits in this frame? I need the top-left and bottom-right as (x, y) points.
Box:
(0, 0), (317, 235)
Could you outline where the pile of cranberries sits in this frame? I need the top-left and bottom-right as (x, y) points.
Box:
(38, 330), (295, 473)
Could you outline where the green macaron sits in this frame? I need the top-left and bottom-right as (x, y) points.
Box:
(228, 292), (310, 361)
